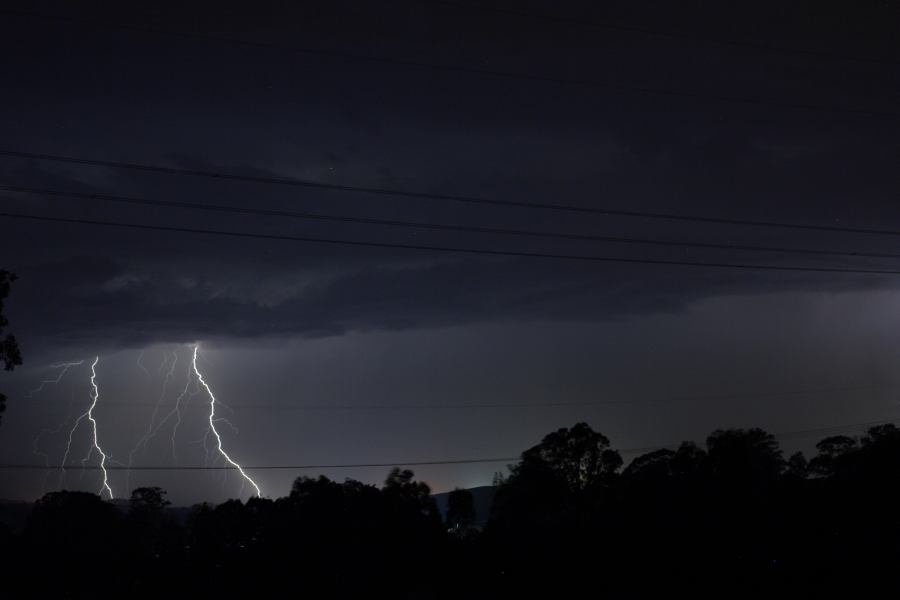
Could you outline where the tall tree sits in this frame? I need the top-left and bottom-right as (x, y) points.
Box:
(705, 427), (784, 492)
(0, 270), (22, 426)
(446, 487), (477, 538)
(519, 422), (623, 492)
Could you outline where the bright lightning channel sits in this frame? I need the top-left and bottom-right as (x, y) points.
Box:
(59, 357), (114, 499)
(191, 345), (262, 498)
(86, 357), (113, 499)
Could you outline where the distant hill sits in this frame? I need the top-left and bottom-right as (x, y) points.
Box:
(431, 486), (495, 526)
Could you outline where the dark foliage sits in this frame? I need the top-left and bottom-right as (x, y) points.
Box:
(4, 421), (900, 599)
(445, 488), (477, 539)
(0, 270), (22, 425)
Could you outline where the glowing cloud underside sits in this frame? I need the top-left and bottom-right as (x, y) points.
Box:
(191, 345), (262, 498)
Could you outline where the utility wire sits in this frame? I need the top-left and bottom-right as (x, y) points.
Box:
(623, 418), (900, 454)
(1, 9), (897, 119)
(0, 458), (518, 471)
(579, 416), (900, 456)
(423, 0), (900, 67)
(22, 383), (896, 412)
(4, 416), (898, 470)
(4, 149), (900, 238)
(6, 209), (900, 275)
(7, 184), (900, 261)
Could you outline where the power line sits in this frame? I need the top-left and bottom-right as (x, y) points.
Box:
(423, 0), (900, 67)
(8, 184), (900, 261)
(24, 383), (895, 412)
(4, 416), (898, 471)
(624, 418), (900, 454)
(7, 209), (900, 275)
(1, 9), (897, 119)
(4, 148), (900, 238)
(591, 417), (900, 455)
(0, 458), (519, 471)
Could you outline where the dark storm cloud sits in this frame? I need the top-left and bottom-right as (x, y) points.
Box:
(9, 242), (899, 356)
(5, 134), (900, 359)
(4, 0), (900, 504)
(2, 0), (900, 355)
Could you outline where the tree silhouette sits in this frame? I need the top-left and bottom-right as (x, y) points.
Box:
(706, 427), (784, 492)
(6, 422), (900, 598)
(783, 451), (809, 480)
(381, 467), (443, 537)
(446, 487), (476, 538)
(519, 422), (623, 492)
(123, 487), (183, 594)
(0, 270), (22, 426)
(22, 491), (124, 597)
(809, 434), (859, 477)
(488, 422), (624, 596)
(129, 486), (171, 513)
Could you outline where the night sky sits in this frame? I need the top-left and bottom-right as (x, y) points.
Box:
(2, 0), (900, 504)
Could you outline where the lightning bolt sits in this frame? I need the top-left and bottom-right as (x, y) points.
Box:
(32, 391), (76, 496)
(141, 352), (180, 446)
(85, 357), (113, 498)
(191, 345), (262, 497)
(26, 360), (84, 398)
(170, 381), (203, 465)
(59, 411), (86, 488)
(59, 356), (114, 499)
(152, 360), (197, 464)
(136, 349), (150, 377)
(127, 349), (179, 494)
(131, 350), (200, 469)
(28, 360), (84, 495)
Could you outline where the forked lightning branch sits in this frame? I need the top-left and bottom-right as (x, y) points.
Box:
(30, 344), (262, 499)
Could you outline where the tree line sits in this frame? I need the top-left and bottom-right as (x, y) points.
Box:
(2, 421), (900, 598)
